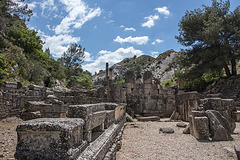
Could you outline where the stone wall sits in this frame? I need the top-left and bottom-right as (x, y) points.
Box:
(121, 71), (176, 117)
(0, 82), (110, 120)
(0, 82), (48, 119)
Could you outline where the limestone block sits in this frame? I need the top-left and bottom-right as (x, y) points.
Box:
(15, 118), (87, 160)
(137, 116), (160, 122)
(28, 84), (45, 91)
(104, 110), (115, 128)
(4, 81), (18, 89)
(68, 105), (92, 120)
(206, 110), (233, 141)
(192, 116), (209, 140)
(104, 103), (119, 110)
(191, 110), (207, 117)
(200, 98), (227, 111)
(91, 111), (106, 129)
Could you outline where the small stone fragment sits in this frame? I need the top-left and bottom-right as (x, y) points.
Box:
(223, 147), (235, 154)
(160, 127), (174, 134)
(176, 122), (187, 128)
(133, 124), (139, 128)
(183, 124), (190, 134)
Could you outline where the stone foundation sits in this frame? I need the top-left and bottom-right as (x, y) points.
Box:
(15, 103), (126, 160)
(15, 118), (87, 160)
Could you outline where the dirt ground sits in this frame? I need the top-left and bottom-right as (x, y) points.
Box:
(116, 119), (240, 160)
(0, 117), (22, 160)
(0, 117), (239, 160)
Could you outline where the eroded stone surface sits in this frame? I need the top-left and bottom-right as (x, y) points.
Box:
(15, 118), (86, 160)
(206, 110), (233, 141)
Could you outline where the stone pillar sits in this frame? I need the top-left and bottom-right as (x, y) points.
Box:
(125, 70), (135, 84)
(143, 71), (152, 84)
(109, 68), (113, 81)
(105, 63), (109, 86)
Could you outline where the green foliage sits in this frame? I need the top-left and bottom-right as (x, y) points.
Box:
(179, 70), (223, 92)
(0, 1), (66, 85)
(0, 53), (8, 85)
(61, 43), (85, 79)
(0, 0), (32, 37)
(161, 77), (177, 88)
(175, 0), (240, 81)
(67, 74), (93, 88)
(115, 79), (125, 86)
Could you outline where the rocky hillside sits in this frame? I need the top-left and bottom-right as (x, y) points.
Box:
(204, 75), (240, 108)
(93, 50), (178, 85)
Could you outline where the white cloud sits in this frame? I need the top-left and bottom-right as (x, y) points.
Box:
(40, 0), (57, 16)
(27, 2), (37, 10)
(155, 6), (170, 18)
(107, 20), (114, 24)
(120, 25), (125, 28)
(141, 15), (159, 28)
(124, 27), (136, 32)
(151, 51), (159, 58)
(114, 36), (149, 45)
(54, 0), (102, 34)
(82, 47), (144, 74)
(84, 51), (93, 62)
(40, 33), (81, 57)
(152, 39), (164, 45)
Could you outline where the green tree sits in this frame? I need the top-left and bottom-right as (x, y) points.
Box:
(175, 0), (240, 80)
(0, 0), (32, 38)
(61, 43), (85, 79)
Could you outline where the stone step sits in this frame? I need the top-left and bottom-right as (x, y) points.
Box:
(137, 116), (160, 122)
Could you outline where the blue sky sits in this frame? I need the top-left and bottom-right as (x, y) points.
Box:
(25, 0), (240, 74)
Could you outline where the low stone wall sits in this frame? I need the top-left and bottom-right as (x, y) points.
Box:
(0, 82), (109, 120)
(0, 82), (47, 119)
(54, 87), (108, 105)
(15, 103), (126, 160)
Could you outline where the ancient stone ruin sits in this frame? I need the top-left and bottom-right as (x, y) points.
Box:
(176, 92), (239, 141)
(1, 63), (240, 159)
(15, 103), (125, 160)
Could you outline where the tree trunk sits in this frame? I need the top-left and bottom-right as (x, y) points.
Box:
(224, 65), (231, 77)
(231, 59), (237, 76)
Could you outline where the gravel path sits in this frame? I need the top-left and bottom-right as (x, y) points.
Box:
(116, 120), (240, 160)
(0, 117), (22, 160)
(0, 117), (239, 160)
